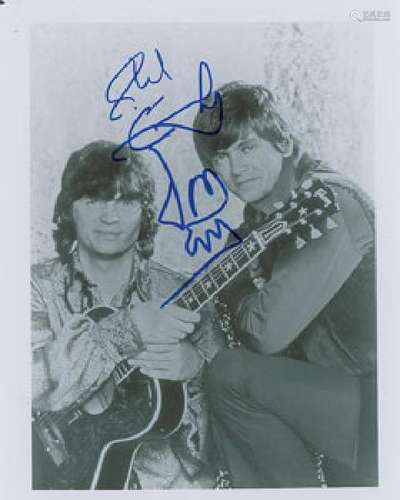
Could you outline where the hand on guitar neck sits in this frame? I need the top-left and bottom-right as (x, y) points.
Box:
(131, 298), (201, 345)
(130, 298), (203, 381)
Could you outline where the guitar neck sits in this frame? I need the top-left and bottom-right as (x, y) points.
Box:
(173, 220), (287, 312)
(171, 178), (340, 313)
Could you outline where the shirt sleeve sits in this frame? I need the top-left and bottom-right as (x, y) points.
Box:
(237, 186), (372, 354)
(31, 274), (142, 412)
(189, 300), (225, 364)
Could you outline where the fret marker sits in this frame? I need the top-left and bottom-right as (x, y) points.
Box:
(246, 241), (257, 252)
(224, 262), (233, 272)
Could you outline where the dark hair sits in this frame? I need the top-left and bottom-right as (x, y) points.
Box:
(53, 140), (158, 262)
(193, 81), (297, 167)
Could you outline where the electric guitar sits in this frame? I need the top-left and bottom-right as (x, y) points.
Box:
(32, 177), (339, 489)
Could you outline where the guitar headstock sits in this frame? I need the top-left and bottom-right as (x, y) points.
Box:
(257, 178), (339, 250)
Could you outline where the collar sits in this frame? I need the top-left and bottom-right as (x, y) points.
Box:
(56, 246), (151, 312)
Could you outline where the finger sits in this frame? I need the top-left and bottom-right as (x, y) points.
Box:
(145, 337), (181, 346)
(139, 367), (175, 380)
(150, 332), (186, 345)
(148, 316), (189, 335)
(152, 327), (188, 342)
(135, 351), (174, 363)
(136, 359), (173, 369)
(163, 304), (201, 323)
(144, 344), (177, 353)
(162, 317), (196, 334)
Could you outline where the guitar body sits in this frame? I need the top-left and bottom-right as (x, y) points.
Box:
(32, 306), (186, 490)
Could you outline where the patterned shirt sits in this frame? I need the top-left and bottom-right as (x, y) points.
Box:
(31, 250), (224, 488)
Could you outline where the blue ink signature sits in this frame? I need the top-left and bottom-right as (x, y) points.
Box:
(105, 49), (242, 307)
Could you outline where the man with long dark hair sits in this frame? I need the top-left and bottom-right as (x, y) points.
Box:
(193, 82), (376, 487)
(32, 140), (223, 488)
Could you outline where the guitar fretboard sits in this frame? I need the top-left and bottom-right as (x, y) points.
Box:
(171, 178), (339, 313)
(174, 232), (265, 312)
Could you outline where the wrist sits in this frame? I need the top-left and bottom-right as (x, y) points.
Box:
(182, 339), (205, 378)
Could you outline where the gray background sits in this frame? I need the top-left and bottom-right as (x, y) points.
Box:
(31, 23), (373, 273)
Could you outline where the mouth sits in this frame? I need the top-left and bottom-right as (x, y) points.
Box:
(237, 178), (258, 188)
(95, 230), (122, 238)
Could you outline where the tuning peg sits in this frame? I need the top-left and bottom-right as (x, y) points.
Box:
(326, 217), (338, 229)
(310, 225), (322, 239)
(295, 235), (307, 249)
(290, 201), (298, 209)
(291, 190), (298, 200)
(275, 212), (283, 220)
(273, 201), (285, 210)
(304, 191), (312, 199)
(301, 179), (313, 190)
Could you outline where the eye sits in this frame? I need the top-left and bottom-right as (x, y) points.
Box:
(121, 198), (139, 206)
(116, 198), (142, 211)
(213, 152), (228, 166)
(240, 143), (255, 154)
(83, 197), (98, 205)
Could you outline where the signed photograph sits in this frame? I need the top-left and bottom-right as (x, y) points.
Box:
(28, 21), (379, 491)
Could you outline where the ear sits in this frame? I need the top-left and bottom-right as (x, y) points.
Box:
(280, 136), (294, 158)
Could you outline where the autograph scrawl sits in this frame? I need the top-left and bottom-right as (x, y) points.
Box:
(105, 49), (242, 307)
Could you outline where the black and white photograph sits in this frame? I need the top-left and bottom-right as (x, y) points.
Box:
(0, 1), (399, 498)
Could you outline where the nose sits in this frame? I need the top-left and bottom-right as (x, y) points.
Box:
(99, 201), (119, 224)
(228, 151), (246, 178)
